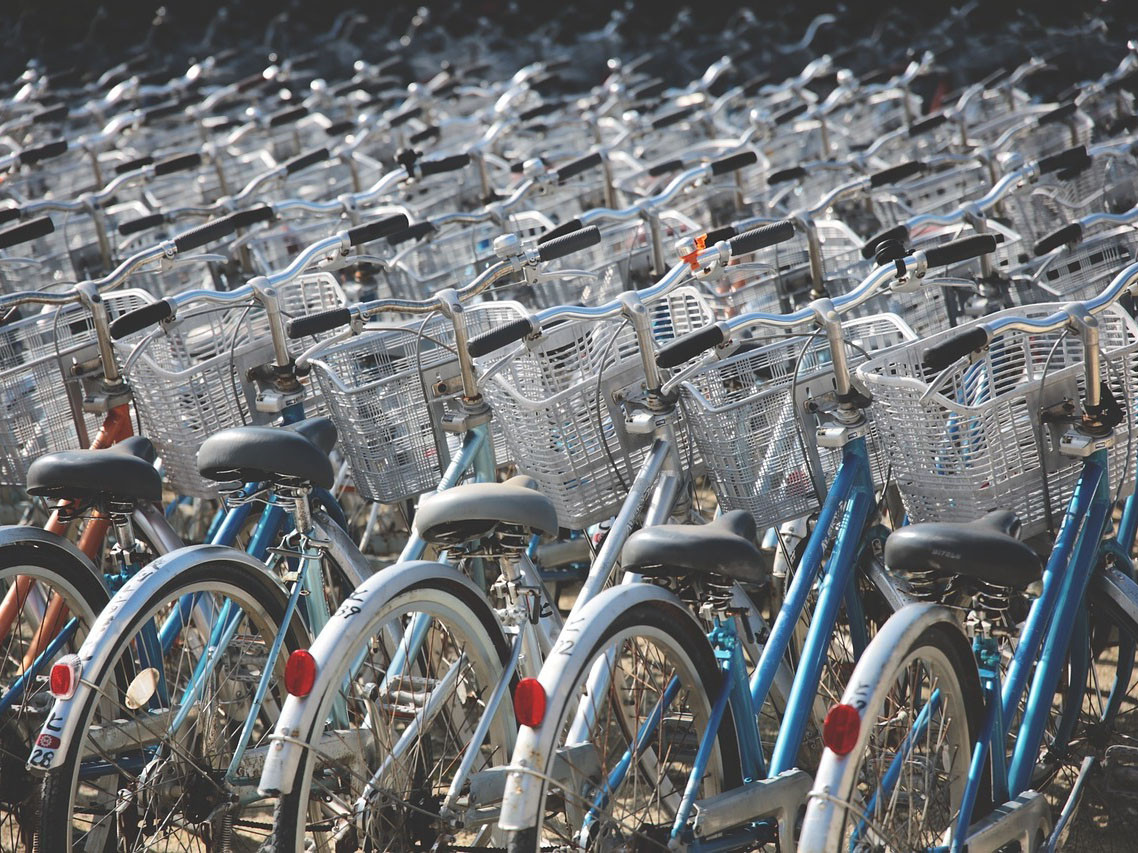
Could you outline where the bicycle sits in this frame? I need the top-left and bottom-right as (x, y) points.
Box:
(799, 259), (1138, 851)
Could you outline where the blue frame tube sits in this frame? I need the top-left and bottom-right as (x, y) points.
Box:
(0, 617), (81, 715)
(1000, 460), (1105, 725)
(770, 487), (873, 775)
(747, 450), (861, 717)
(1008, 458), (1111, 794)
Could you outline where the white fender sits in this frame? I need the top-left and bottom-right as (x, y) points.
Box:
(498, 582), (695, 832)
(799, 602), (963, 852)
(30, 543), (285, 772)
(0, 524), (106, 607)
(259, 560), (493, 794)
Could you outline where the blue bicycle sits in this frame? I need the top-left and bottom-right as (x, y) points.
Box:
(800, 260), (1138, 851)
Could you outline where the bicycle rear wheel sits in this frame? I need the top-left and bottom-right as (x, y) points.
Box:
(504, 593), (741, 853)
(38, 556), (309, 852)
(0, 539), (109, 852)
(800, 616), (982, 852)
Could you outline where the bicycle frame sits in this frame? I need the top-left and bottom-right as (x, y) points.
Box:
(580, 434), (880, 849)
(851, 444), (1138, 852)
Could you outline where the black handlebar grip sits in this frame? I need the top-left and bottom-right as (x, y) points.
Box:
(409, 125), (440, 145)
(118, 213), (166, 235)
(31, 104), (68, 124)
(1038, 145), (1088, 175)
(536, 225), (601, 261)
(908, 112), (949, 137)
(870, 161), (925, 187)
(631, 79), (666, 101)
(860, 66), (892, 86)
(387, 221), (437, 245)
(267, 105), (308, 128)
(1037, 102), (1077, 126)
(861, 224), (910, 259)
(109, 298), (175, 339)
(656, 324), (727, 369)
(154, 152), (203, 176)
(538, 218), (583, 245)
(652, 105), (697, 130)
(727, 220), (796, 256)
(520, 101), (558, 122)
(287, 307), (352, 339)
(236, 73), (270, 93)
(705, 225), (737, 244)
(772, 103), (808, 126)
(768, 165), (807, 185)
(1033, 222), (1083, 256)
(283, 148), (331, 175)
(923, 234), (998, 267)
(230, 205), (276, 229)
(431, 78), (460, 99)
(648, 159), (684, 177)
(742, 74), (772, 96)
(0, 216), (53, 250)
(0, 208), (21, 226)
(922, 327), (990, 372)
(347, 214), (411, 246)
(325, 119), (356, 137)
(389, 105), (422, 128)
(710, 150), (758, 176)
(555, 151), (603, 183)
(418, 153), (470, 177)
(19, 139), (67, 166)
(172, 216), (237, 253)
(142, 102), (183, 125)
(468, 317), (535, 357)
(115, 155), (154, 174)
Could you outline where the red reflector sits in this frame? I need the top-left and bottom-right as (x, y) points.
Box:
(822, 703), (861, 756)
(514, 677), (546, 727)
(284, 649), (317, 697)
(49, 655), (80, 699)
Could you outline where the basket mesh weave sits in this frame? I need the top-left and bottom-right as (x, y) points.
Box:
(308, 302), (527, 504)
(481, 287), (713, 529)
(0, 289), (153, 486)
(123, 274), (345, 497)
(679, 314), (915, 529)
(858, 302), (1138, 537)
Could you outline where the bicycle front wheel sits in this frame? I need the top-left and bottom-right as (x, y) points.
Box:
(38, 556), (309, 852)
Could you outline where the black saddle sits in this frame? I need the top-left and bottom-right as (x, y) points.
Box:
(26, 436), (162, 506)
(885, 509), (1042, 590)
(414, 475), (559, 545)
(197, 417), (338, 490)
(621, 510), (767, 585)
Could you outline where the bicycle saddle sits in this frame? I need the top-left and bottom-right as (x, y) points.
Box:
(413, 474), (559, 545)
(26, 436), (162, 506)
(197, 417), (338, 490)
(621, 510), (768, 585)
(885, 509), (1042, 589)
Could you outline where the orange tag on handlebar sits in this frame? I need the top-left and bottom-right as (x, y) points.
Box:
(681, 234), (707, 271)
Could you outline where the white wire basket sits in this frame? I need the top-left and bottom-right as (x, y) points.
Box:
(0, 288), (154, 486)
(306, 301), (527, 504)
(678, 313), (916, 530)
(699, 218), (864, 319)
(858, 302), (1138, 538)
(480, 286), (714, 530)
(120, 273), (345, 497)
(1029, 224), (1138, 302)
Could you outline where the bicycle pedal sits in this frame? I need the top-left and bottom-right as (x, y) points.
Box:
(1105, 745), (1138, 797)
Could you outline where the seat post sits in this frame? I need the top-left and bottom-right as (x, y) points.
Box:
(292, 489), (314, 535)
